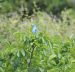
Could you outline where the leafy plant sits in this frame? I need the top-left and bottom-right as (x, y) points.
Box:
(0, 26), (75, 72)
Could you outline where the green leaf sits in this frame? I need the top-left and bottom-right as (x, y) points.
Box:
(17, 50), (20, 57)
(21, 49), (25, 57)
(49, 54), (56, 60)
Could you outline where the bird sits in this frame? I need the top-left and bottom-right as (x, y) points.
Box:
(32, 24), (37, 34)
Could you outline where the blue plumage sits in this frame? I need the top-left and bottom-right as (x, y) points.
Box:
(32, 24), (37, 34)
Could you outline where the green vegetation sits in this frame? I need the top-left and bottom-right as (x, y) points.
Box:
(0, 27), (75, 72)
(0, 0), (75, 14)
(0, 10), (75, 72)
(0, 0), (75, 72)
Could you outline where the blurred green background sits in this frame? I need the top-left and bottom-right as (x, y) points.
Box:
(0, 0), (75, 72)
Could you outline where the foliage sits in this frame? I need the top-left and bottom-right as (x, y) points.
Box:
(0, 5), (75, 71)
(0, 0), (75, 15)
(0, 27), (75, 72)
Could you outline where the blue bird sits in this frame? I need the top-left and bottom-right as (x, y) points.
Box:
(32, 24), (37, 34)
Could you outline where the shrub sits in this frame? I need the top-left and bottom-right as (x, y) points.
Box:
(0, 27), (75, 72)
